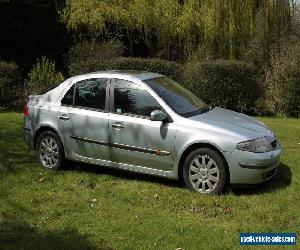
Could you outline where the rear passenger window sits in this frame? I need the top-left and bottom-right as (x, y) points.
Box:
(61, 84), (75, 106)
(74, 78), (107, 110)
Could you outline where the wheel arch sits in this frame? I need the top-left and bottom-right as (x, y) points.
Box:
(34, 125), (63, 150)
(177, 142), (230, 184)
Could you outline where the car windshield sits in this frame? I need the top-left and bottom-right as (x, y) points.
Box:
(145, 77), (208, 117)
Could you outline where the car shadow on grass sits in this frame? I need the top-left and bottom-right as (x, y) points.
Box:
(62, 161), (292, 194)
(62, 160), (183, 189)
(230, 162), (292, 195)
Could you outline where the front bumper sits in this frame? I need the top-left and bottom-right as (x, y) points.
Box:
(224, 146), (281, 184)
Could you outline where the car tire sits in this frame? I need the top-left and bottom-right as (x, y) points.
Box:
(182, 148), (227, 194)
(36, 131), (64, 170)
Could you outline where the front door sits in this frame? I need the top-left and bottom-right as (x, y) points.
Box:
(58, 78), (110, 162)
(109, 79), (177, 171)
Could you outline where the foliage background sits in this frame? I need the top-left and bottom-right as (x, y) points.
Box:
(0, 0), (300, 117)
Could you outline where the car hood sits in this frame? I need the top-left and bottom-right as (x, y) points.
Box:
(189, 107), (274, 139)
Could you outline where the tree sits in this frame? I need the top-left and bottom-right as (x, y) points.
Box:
(61, 0), (292, 63)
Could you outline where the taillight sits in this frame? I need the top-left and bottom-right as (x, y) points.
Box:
(23, 104), (29, 116)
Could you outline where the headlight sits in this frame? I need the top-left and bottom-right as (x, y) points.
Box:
(237, 136), (275, 153)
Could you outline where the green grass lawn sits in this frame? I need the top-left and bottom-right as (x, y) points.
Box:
(0, 113), (299, 250)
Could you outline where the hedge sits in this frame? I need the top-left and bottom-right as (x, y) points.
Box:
(2, 54), (299, 117)
(183, 60), (262, 114)
(68, 57), (183, 82)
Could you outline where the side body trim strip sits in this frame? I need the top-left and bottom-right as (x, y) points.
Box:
(71, 135), (170, 156)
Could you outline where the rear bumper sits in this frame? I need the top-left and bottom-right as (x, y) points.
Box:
(23, 127), (34, 150)
(224, 146), (281, 184)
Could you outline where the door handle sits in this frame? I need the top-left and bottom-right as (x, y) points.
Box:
(59, 114), (70, 120)
(112, 122), (124, 129)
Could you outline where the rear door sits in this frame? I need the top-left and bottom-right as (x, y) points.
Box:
(58, 78), (111, 162)
(108, 78), (177, 171)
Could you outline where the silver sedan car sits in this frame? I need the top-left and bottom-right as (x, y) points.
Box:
(23, 71), (281, 194)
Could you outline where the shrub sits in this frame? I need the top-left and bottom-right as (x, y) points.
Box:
(68, 39), (125, 76)
(68, 56), (183, 82)
(260, 40), (300, 117)
(0, 60), (20, 110)
(263, 66), (300, 118)
(28, 56), (64, 94)
(183, 60), (262, 114)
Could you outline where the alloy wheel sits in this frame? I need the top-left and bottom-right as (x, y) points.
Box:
(188, 154), (220, 193)
(39, 136), (59, 169)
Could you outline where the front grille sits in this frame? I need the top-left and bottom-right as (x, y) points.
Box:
(271, 139), (277, 149)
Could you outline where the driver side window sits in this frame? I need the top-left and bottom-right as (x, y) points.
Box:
(113, 79), (161, 118)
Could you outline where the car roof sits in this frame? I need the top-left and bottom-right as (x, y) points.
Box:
(73, 70), (164, 81)
(39, 70), (164, 100)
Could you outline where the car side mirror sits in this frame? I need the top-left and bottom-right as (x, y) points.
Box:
(150, 110), (168, 122)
